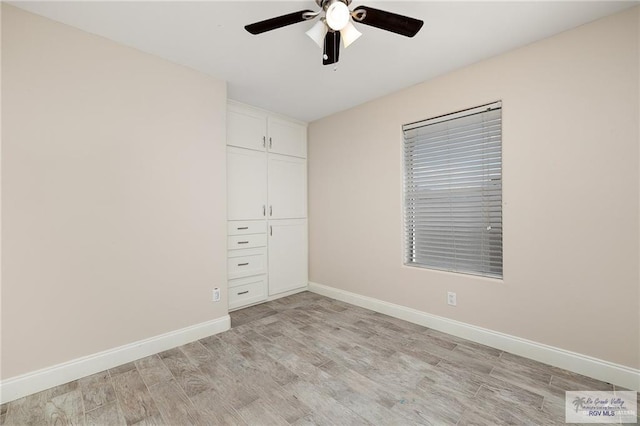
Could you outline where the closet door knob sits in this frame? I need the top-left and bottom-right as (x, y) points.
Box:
(262, 136), (266, 148)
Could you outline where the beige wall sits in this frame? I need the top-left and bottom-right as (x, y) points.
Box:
(309, 7), (640, 369)
(1, 5), (228, 379)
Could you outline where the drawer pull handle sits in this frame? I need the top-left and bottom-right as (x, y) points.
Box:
(238, 262), (249, 266)
(237, 227), (249, 230)
(237, 241), (249, 245)
(237, 290), (249, 295)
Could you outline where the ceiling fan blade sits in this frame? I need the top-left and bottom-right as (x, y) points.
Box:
(245, 10), (315, 35)
(323, 31), (341, 65)
(352, 6), (423, 38)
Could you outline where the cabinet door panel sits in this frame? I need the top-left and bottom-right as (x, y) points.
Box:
(228, 147), (267, 220)
(268, 219), (308, 296)
(268, 117), (307, 158)
(268, 154), (307, 219)
(228, 108), (266, 151)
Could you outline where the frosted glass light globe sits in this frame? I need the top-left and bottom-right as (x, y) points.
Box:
(326, 1), (350, 31)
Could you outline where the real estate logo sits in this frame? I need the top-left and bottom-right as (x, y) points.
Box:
(565, 391), (637, 423)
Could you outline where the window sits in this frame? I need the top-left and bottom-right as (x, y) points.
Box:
(403, 101), (503, 279)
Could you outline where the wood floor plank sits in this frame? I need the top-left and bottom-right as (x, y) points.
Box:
(146, 379), (202, 425)
(134, 354), (173, 388)
(189, 390), (247, 426)
(459, 383), (559, 426)
(549, 371), (615, 391)
(108, 361), (137, 377)
(85, 401), (126, 426)
(235, 397), (290, 426)
(452, 341), (503, 364)
(403, 336), (465, 362)
(111, 368), (162, 425)
(43, 389), (84, 426)
(477, 382), (545, 408)
(3, 390), (50, 425)
(258, 383), (311, 424)
(158, 348), (212, 398)
(283, 379), (370, 426)
(490, 362), (561, 403)
(78, 370), (117, 412)
(318, 360), (398, 409)
(272, 335), (332, 367)
(232, 333), (299, 386)
(180, 341), (216, 366)
(230, 303), (277, 327)
(314, 372), (414, 425)
(232, 312), (280, 334)
(191, 340), (261, 410)
(436, 350), (496, 375)
(181, 340), (233, 382)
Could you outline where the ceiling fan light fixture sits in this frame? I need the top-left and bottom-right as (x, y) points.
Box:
(306, 19), (328, 48)
(340, 21), (361, 48)
(325, 0), (350, 31)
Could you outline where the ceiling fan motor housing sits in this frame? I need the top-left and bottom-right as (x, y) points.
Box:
(316, 0), (352, 9)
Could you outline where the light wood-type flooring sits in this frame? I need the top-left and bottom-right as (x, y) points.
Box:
(1, 291), (634, 425)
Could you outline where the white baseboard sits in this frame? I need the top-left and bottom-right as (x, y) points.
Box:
(0, 315), (230, 404)
(308, 282), (640, 391)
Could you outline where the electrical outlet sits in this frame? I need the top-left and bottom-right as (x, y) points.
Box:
(212, 287), (221, 302)
(447, 292), (457, 306)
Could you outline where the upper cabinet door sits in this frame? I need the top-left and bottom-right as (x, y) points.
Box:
(268, 117), (307, 158)
(228, 147), (267, 220)
(227, 108), (266, 152)
(268, 154), (307, 219)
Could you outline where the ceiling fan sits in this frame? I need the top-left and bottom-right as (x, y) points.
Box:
(244, 0), (424, 66)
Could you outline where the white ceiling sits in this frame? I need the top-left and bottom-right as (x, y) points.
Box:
(10, 1), (638, 122)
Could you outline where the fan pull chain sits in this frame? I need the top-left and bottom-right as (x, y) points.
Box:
(333, 31), (338, 71)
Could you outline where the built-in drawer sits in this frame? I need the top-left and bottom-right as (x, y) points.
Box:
(228, 247), (267, 279)
(228, 233), (267, 250)
(228, 275), (267, 310)
(228, 220), (267, 236)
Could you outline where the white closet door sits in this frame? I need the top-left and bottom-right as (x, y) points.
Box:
(268, 117), (307, 158)
(268, 219), (308, 296)
(227, 147), (267, 220)
(228, 108), (266, 152)
(267, 154), (307, 219)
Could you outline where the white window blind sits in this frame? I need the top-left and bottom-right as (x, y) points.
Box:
(403, 101), (502, 279)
